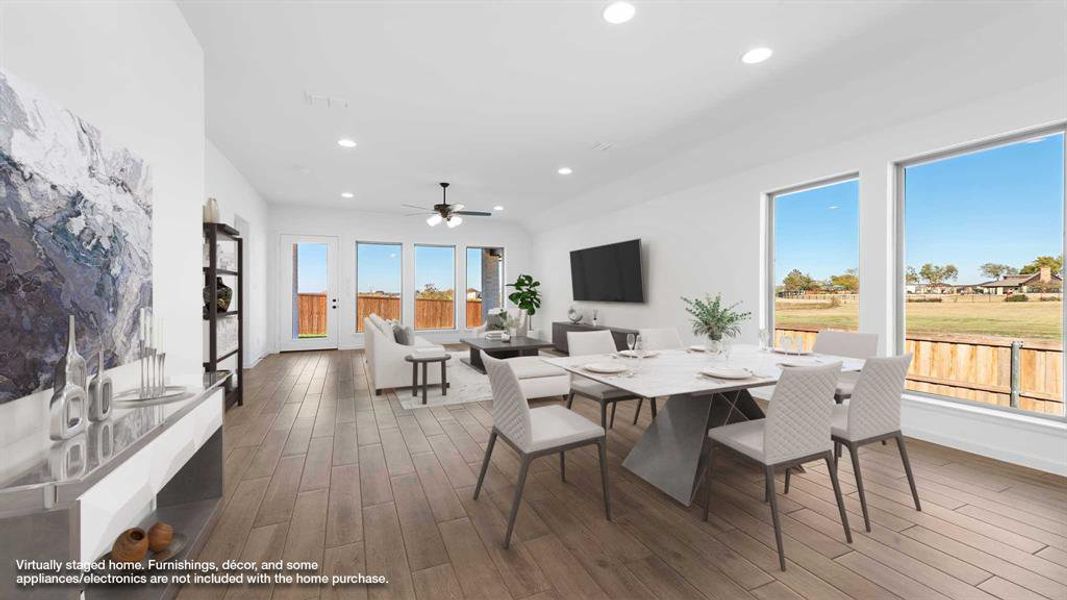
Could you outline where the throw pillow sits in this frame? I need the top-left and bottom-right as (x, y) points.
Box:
(394, 324), (416, 346)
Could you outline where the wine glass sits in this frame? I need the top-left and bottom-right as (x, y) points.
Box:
(626, 333), (636, 355)
(722, 338), (733, 363)
(633, 336), (645, 374)
(758, 328), (769, 352)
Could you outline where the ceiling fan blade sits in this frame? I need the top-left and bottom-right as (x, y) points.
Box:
(454, 210), (492, 216)
(402, 204), (430, 210)
(405, 212), (433, 216)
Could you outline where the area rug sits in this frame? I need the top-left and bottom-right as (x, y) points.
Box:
(397, 356), (493, 409)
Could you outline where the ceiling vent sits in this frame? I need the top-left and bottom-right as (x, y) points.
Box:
(590, 141), (616, 152)
(304, 91), (350, 109)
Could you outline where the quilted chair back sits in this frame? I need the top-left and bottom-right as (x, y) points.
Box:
(813, 331), (878, 359)
(846, 354), (912, 441)
(637, 328), (684, 351)
(764, 362), (841, 464)
(482, 352), (532, 448)
(567, 330), (617, 356)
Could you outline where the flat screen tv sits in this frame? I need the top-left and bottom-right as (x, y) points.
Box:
(570, 239), (644, 302)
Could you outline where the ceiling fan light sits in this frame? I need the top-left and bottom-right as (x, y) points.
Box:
(454, 203), (465, 211)
(427, 214), (443, 227)
(446, 216), (462, 228)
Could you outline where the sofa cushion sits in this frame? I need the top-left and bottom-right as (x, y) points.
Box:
(395, 324), (416, 346)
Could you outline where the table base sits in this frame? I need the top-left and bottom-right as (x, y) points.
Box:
(621, 390), (765, 506)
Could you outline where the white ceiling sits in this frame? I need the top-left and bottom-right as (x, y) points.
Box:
(179, 1), (1060, 223)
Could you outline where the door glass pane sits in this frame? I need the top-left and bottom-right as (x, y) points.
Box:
(772, 178), (860, 351)
(466, 247), (504, 328)
(292, 242), (328, 339)
(356, 242), (402, 332)
(903, 133), (1064, 416)
(415, 245), (455, 330)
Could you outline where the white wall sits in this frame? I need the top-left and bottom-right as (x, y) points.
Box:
(0, 2), (204, 464)
(206, 140), (270, 366)
(268, 207), (534, 350)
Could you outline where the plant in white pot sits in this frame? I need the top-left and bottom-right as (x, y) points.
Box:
(506, 274), (541, 337)
(682, 294), (751, 354)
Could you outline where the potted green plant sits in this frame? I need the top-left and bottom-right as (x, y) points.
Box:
(682, 293), (751, 353)
(506, 274), (542, 337)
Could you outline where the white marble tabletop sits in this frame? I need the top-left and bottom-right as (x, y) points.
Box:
(542, 345), (866, 398)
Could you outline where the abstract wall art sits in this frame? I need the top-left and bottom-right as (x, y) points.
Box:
(0, 69), (152, 404)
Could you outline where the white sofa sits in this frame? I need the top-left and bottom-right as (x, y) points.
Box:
(364, 314), (445, 395)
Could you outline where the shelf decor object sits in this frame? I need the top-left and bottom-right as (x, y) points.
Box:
(87, 348), (113, 422)
(110, 528), (149, 563)
(203, 222), (244, 407)
(49, 315), (88, 440)
(147, 521), (173, 552)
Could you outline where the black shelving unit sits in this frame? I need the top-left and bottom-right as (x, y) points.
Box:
(203, 222), (243, 408)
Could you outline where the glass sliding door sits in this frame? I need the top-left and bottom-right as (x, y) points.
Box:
(769, 176), (860, 351)
(900, 130), (1065, 416)
(466, 247), (504, 328)
(356, 242), (402, 332)
(414, 245), (456, 330)
(279, 234), (338, 351)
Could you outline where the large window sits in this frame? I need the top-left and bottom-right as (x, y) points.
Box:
(415, 245), (456, 330)
(770, 177), (860, 350)
(466, 247), (504, 328)
(356, 242), (402, 332)
(900, 130), (1064, 417)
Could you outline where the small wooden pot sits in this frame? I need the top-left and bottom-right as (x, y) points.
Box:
(111, 528), (148, 563)
(148, 522), (174, 552)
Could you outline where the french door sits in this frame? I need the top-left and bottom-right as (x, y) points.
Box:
(279, 234), (339, 351)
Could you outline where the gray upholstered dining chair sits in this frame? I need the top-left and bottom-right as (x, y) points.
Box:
(701, 362), (852, 571)
(818, 354), (920, 532)
(474, 352), (611, 548)
(628, 327), (684, 424)
(564, 330), (645, 429)
(812, 330), (879, 402)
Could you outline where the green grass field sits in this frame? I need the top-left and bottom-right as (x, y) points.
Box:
(776, 298), (1063, 340)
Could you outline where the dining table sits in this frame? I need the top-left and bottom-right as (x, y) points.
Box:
(542, 345), (865, 506)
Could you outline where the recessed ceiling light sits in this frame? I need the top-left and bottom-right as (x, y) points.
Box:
(341, 192), (354, 199)
(603, 1), (636, 24)
(741, 47), (773, 64)
(557, 167), (573, 175)
(493, 205), (504, 211)
(337, 138), (357, 148)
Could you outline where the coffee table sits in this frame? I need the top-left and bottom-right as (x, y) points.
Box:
(460, 336), (555, 373)
(405, 354), (451, 405)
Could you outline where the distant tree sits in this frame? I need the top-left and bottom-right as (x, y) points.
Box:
(781, 269), (818, 292)
(905, 266), (919, 286)
(980, 263), (1018, 280)
(416, 283), (453, 300)
(830, 268), (859, 292)
(919, 263), (959, 286)
(1020, 255), (1064, 275)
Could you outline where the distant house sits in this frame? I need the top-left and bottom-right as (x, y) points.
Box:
(979, 267), (1062, 295)
(911, 283), (956, 295)
(466, 287), (481, 301)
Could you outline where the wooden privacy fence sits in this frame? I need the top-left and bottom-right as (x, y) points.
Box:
(775, 326), (1064, 415)
(297, 293), (328, 337)
(348, 294), (485, 331)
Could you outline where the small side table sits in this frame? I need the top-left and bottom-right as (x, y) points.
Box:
(404, 354), (451, 405)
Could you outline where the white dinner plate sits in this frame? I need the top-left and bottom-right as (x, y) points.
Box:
(777, 358), (821, 368)
(688, 345), (707, 352)
(772, 347), (812, 356)
(618, 349), (659, 358)
(701, 367), (753, 380)
(583, 362), (630, 374)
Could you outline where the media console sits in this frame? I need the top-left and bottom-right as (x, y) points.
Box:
(551, 321), (638, 355)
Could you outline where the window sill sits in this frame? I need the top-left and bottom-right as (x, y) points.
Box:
(902, 392), (1067, 433)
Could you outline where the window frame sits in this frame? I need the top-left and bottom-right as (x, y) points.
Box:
(464, 245), (507, 330)
(893, 123), (1067, 421)
(413, 243), (458, 332)
(355, 240), (404, 333)
(764, 172), (862, 336)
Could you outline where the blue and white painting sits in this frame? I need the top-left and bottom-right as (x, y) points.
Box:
(0, 69), (152, 403)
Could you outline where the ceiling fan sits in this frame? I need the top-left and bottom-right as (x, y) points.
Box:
(404, 182), (492, 228)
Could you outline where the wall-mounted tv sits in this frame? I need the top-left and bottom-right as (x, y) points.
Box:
(570, 239), (644, 303)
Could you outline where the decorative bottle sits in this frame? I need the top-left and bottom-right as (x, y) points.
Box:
(87, 348), (113, 421)
(49, 315), (87, 440)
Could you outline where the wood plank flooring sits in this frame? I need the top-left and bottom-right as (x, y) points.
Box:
(179, 350), (1067, 600)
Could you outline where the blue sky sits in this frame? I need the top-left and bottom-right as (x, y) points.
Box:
(776, 133), (1064, 285)
(775, 179), (860, 282)
(415, 245), (454, 292)
(356, 243), (402, 294)
(296, 243), (328, 293)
